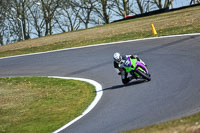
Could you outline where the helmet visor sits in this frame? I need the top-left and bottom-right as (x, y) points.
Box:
(116, 56), (122, 63)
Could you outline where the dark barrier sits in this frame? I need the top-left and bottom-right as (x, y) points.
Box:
(112, 4), (200, 23)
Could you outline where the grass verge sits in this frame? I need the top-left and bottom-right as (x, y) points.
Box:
(0, 77), (96, 133)
(124, 112), (200, 133)
(0, 5), (199, 57)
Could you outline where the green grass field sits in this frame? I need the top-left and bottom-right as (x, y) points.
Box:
(0, 77), (95, 133)
(124, 112), (200, 133)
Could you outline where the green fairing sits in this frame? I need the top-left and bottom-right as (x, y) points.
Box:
(124, 58), (137, 73)
(124, 58), (146, 77)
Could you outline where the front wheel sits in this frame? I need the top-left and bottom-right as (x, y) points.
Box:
(122, 78), (130, 85)
(121, 70), (130, 85)
(136, 69), (151, 81)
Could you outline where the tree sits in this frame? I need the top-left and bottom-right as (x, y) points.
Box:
(99, 0), (110, 24)
(0, 0), (12, 45)
(27, 0), (45, 37)
(190, 0), (200, 5)
(40, 0), (63, 36)
(0, 0), (6, 45)
(135, 0), (155, 14)
(10, 0), (32, 40)
(94, 0), (114, 24)
(151, 0), (174, 9)
(59, 1), (81, 32)
(72, 0), (97, 29)
(112, 0), (134, 18)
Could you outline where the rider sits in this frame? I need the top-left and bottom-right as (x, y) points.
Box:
(113, 52), (144, 84)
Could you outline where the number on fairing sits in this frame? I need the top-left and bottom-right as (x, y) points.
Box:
(125, 60), (130, 66)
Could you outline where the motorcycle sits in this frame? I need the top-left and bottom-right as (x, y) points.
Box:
(120, 57), (151, 84)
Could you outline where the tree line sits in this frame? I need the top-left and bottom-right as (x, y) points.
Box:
(0, 0), (199, 45)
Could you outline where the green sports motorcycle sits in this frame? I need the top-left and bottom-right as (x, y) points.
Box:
(120, 57), (151, 84)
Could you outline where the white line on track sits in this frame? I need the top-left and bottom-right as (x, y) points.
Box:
(48, 76), (103, 133)
(0, 33), (200, 60)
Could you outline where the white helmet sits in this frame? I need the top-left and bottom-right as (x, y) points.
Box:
(113, 52), (122, 63)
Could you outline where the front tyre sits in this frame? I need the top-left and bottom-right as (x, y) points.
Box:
(137, 70), (151, 81)
(121, 70), (130, 85)
(122, 78), (129, 85)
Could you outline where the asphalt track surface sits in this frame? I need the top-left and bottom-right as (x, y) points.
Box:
(0, 34), (200, 133)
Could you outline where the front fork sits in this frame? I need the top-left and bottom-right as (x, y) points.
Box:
(121, 70), (127, 79)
